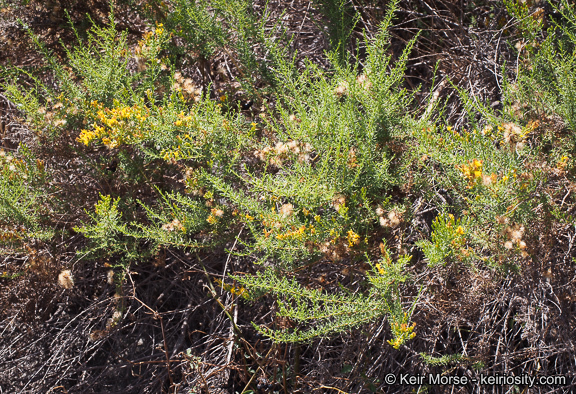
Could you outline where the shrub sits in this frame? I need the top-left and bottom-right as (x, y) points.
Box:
(3, 0), (576, 391)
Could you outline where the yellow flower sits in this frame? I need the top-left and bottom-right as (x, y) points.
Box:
(455, 226), (464, 235)
(347, 230), (360, 247)
(94, 125), (105, 136)
(558, 155), (569, 169)
(459, 159), (483, 185)
(77, 130), (96, 145)
(106, 118), (119, 127)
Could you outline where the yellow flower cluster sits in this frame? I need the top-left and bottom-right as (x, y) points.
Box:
(434, 214), (467, 248)
(459, 159), (482, 181)
(459, 159), (483, 187)
(155, 23), (165, 36)
(388, 318), (417, 349)
(432, 214), (473, 261)
(557, 155), (569, 170)
(0, 226), (26, 242)
(347, 230), (360, 247)
(206, 208), (224, 225)
(136, 23), (168, 57)
(276, 224), (315, 241)
(174, 111), (195, 127)
(77, 101), (150, 148)
(214, 278), (249, 299)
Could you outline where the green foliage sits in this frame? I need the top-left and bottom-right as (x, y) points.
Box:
(201, 2), (417, 270)
(74, 194), (128, 258)
(417, 213), (471, 267)
(313, 0), (360, 65)
(5, 0), (576, 354)
(407, 0), (576, 274)
(507, 0), (576, 134)
(409, 119), (539, 270)
(420, 352), (465, 367)
(0, 147), (52, 250)
(234, 242), (418, 347)
(160, 0), (294, 97)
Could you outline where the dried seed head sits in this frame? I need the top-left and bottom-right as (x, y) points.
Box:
(331, 194), (346, 210)
(334, 81), (348, 97)
(387, 211), (401, 227)
(275, 142), (288, 155)
(298, 153), (311, 163)
(379, 216), (389, 227)
(183, 79), (195, 94)
(481, 125), (493, 135)
(288, 114), (301, 123)
(356, 74), (372, 90)
(279, 203), (294, 218)
(496, 215), (509, 225)
(510, 227), (524, 242)
(504, 224), (524, 242)
(481, 174), (494, 186)
(503, 122), (522, 136)
(58, 269), (74, 289)
(287, 140), (299, 152)
(162, 218), (184, 232)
